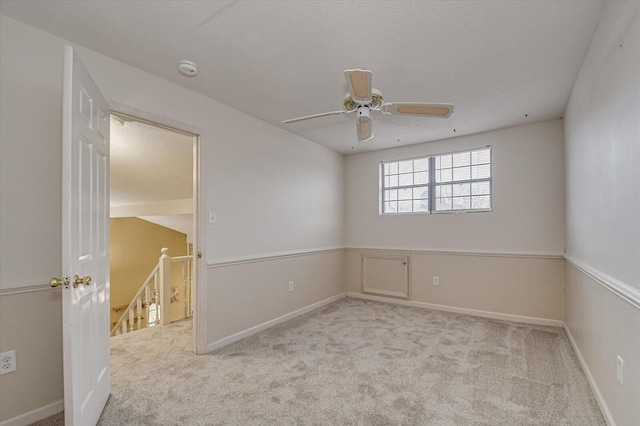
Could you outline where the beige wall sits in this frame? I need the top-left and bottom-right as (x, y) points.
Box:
(207, 250), (345, 343)
(0, 291), (63, 422)
(346, 249), (564, 321)
(563, 2), (640, 425)
(110, 218), (188, 327)
(0, 15), (344, 423)
(345, 119), (565, 254)
(564, 264), (640, 426)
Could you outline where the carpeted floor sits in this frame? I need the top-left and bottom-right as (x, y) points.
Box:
(32, 297), (604, 425)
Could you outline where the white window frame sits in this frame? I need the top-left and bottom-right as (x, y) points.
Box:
(380, 146), (492, 215)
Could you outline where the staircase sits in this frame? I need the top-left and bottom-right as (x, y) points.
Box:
(111, 247), (193, 336)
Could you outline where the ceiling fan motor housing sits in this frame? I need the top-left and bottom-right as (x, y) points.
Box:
(343, 90), (384, 111)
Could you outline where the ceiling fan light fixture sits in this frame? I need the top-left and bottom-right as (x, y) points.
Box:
(356, 107), (373, 142)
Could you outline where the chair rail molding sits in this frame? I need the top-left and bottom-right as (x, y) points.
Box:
(565, 254), (640, 310)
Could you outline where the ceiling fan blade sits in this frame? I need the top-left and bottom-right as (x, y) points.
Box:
(345, 69), (372, 103)
(356, 116), (373, 142)
(383, 103), (454, 118)
(282, 110), (350, 124)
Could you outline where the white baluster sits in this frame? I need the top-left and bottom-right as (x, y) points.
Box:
(154, 271), (160, 325)
(136, 297), (142, 330)
(182, 261), (188, 319)
(145, 286), (150, 328)
(129, 308), (134, 332)
(159, 248), (171, 325)
(121, 320), (127, 335)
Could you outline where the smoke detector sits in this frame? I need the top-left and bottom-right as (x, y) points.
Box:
(178, 60), (198, 77)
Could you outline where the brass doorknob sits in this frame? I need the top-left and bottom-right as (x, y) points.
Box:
(50, 276), (70, 288)
(73, 275), (92, 288)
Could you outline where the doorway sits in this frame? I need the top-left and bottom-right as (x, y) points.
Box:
(108, 111), (200, 352)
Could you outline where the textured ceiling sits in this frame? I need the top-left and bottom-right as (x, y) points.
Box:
(110, 116), (193, 207)
(0, 1), (603, 153)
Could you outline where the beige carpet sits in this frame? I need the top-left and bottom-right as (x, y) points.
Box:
(33, 298), (604, 425)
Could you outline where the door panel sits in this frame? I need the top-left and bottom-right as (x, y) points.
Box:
(62, 46), (111, 426)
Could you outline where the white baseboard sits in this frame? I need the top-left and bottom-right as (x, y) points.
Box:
(563, 324), (615, 426)
(346, 292), (565, 327)
(0, 399), (63, 426)
(205, 292), (347, 352)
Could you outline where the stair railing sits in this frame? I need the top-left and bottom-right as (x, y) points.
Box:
(111, 247), (187, 336)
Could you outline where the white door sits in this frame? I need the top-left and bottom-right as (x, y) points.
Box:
(61, 46), (111, 425)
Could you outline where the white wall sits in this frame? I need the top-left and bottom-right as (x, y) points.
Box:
(563, 2), (640, 425)
(564, 2), (640, 289)
(0, 15), (344, 423)
(345, 119), (565, 255)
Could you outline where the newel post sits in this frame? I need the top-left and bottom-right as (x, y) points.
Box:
(159, 247), (172, 325)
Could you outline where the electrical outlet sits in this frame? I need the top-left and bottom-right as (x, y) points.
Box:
(288, 281), (294, 292)
(208, 211), (217, 224)
(0, 350), (16, 375)
(616, 355), (624, 384)
(432, 276), (440, 286)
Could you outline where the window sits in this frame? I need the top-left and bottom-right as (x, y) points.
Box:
(381, 147), (491, 214)
(381, 157), (430, 213)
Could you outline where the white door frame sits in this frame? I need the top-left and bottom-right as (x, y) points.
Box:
(108, 102), (208, 354)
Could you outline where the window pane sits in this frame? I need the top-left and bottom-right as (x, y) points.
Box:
(414, 158), (428, 171)
(398, 160), (413, 173)
(398, 188), (412, 200)
(414, 171), (428, 184)
(384, 176), (390, 187)
(389, 162), (398, 174)
(452, 152), (471, 167)
(384, 201), (397, 213)
(398, 200), (412, 212)
(453, 196), (471, 210)
(453, 166), (471, 181)
(439, 155), (452, 168)
(436, 198), (452, 211)
(383, 163), (390, 174)
(389, 175), (399, 187)
(385, 189), (398, 201)
(472, 195), (491, 209)
(472, 164), (491, 179)
(438, 168), (452, 183)
(452, 183), (471, 196)
(436, 184), (452, 197)
(472, 149), (490, 165)
(413, 199), (429, 212)
(413, 187), (428, 199)
(399, 173), (412, 186)
(471, 181), (490, 195)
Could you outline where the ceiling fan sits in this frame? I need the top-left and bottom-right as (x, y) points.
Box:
(282, 69), (454, 142)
